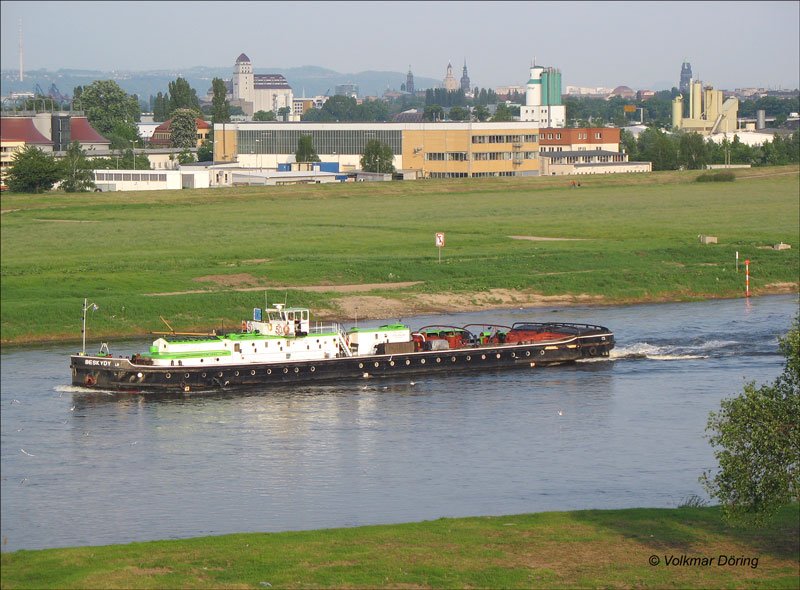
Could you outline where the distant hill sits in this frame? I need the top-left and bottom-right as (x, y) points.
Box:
(0, 65), (442, 104)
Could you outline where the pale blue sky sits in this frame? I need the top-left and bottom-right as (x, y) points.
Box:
(1, 1), (798, 90)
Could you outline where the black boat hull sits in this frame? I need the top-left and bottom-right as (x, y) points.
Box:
(70, 333), (613, 393)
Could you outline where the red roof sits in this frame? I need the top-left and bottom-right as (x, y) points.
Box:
(0, 118), (53, 145)
(70, 117), (109, 144)
(154, 117), (210, 131)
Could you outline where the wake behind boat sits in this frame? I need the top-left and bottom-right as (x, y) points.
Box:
(70, 301), (614, 393)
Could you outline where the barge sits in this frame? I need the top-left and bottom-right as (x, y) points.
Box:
(70, 302), (614, 393)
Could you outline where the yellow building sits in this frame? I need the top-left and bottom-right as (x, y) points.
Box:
(212, 122), (541, 178)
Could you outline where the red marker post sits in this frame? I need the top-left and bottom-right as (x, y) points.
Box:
(745, 259), (750, 297)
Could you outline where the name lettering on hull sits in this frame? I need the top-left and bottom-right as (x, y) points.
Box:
(85, 359), (112, 366)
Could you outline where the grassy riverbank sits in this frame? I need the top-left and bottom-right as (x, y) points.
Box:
(1, 166), (798, 345)
(1, 505), (797, 589)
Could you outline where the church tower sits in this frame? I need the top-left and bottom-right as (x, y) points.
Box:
(460, 59), (471, 93)
(406, 66), (415, 94)
(443, 62), (459, 91)
(679, 60), (692, 94)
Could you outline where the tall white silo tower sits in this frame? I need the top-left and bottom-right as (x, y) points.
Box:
(526, 65), (544, 107)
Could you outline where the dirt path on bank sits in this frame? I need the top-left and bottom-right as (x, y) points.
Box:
(146, 278), (798, 321)
(322, 289), (607, 321)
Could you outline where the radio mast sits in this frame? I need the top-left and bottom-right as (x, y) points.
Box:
(19, 18), (24, 82)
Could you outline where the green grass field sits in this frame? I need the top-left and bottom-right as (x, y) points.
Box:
(1, 505), (797, 589)
(2, 166), (798, 344)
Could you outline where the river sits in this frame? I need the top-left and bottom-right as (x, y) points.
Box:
(1, 294), (796, 551)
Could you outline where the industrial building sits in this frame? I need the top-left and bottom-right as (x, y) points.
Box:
(211, 121), (542, 178)
(519, 63), (566, 128)
(229, 53), (293, 117)
(672, 80), (739, 134)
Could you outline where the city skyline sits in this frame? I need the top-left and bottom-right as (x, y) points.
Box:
(1, 1), (798, 91)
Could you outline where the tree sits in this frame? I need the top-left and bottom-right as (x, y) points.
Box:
(473, 104), (490, 122)
(177, 149), (196, 165)
(253, 110), (276, 121)
(197, 136), (213, 162)
(295, 135), (320, 163)
(702, 317), (799, 525)
(423, 105), (444, 122)
(277, 106), (292, 121)
(492, 103), (514, 122)
(6, 146), (62, 193)
(355, 100), (389, 122)
(620, 129), (639, 161)
(167, 77), (200, 118)
(90, 151), (149, 170)
(301, 108), (331, 122)
(360, 139), (395, 174)
(153, 91), (169, 122)
(108, 121), (141, 150)
(320, 95), (357, 121)
(170, 108), (199, 149)
(677, 131), (708, 170)
(448, 106), (469, 121)
(60, 141), (96, 192)
(211, 77), (230, 124)
(77, 80), (140, 143)
(637, 127), (678, 171)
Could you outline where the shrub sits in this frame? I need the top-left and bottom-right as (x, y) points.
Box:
(696, 171), (736, 182)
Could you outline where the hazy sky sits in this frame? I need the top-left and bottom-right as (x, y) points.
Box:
(1, 1), (798, 90)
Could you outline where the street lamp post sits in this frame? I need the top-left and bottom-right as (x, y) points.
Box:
(81, 298), (99, 355)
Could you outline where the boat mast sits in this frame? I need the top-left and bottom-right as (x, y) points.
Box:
(81, 298), (98, 355)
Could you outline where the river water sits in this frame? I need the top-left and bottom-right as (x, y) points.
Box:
(1, 295), (796, 552)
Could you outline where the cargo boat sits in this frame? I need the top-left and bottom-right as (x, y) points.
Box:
(70, 302), (614, 393)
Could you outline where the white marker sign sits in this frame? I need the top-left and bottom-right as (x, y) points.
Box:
(435, 232), (445, 248)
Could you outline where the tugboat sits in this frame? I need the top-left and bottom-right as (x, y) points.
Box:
(70, 301), (614, 393)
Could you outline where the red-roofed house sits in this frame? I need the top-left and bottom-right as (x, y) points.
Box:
(1, 113), (110, 186)
(1, 117), (54, 148)
(150, 117), (211, 148)
(1, 117), (54, 187)
(69, 117), (111, 151)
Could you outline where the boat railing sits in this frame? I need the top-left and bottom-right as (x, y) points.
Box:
(310, 322), (344, 334)
(305, 322), (353, 357)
